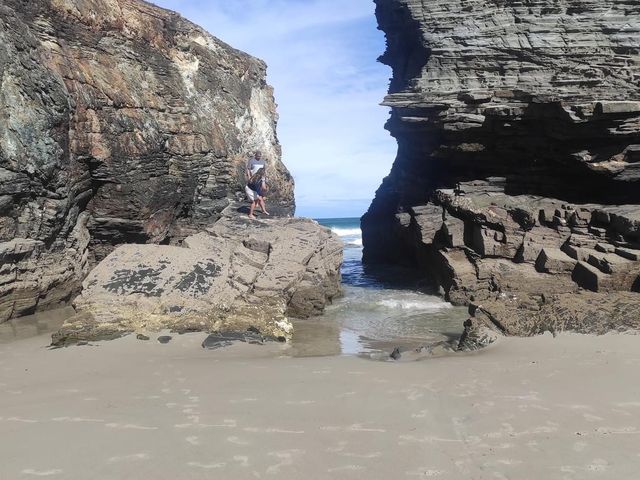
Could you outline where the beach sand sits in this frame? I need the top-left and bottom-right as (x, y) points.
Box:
(1, 327), (639, 479)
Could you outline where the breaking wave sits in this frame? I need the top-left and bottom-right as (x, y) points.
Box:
(376, 299), (452, 310)
(331, 227), (362, 237)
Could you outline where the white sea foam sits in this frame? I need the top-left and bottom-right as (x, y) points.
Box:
(346, 238), (363, 246)
(331, 227), (361, 237)
(377, 299), (452, 311)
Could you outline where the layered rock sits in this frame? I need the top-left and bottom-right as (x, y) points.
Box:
(53, 214), (342, 345)
(0, 0), (294, 322)
(364, 0), (640, 342)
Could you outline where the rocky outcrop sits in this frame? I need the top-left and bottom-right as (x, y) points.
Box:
(52, 213), (342, 345)
(364, 0), (640, 342)
(0, 0), (294, 322)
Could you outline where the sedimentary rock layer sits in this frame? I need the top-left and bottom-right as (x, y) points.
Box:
(53, 214), (342, 345)
(364, 0), (640, 341)
(0, 0), (294, 321)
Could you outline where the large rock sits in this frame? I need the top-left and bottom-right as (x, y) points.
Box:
(52, 215), (342, 345)
(0, 0), (294, 322)
(364, 0), (640, 343)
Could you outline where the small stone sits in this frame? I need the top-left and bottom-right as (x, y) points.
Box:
(157, 336), (172, 344)
(201, 332), (266, 350)
(136, 334), (150, 341)
(390, 347), (402, 360)
(202, 336), (233, 350)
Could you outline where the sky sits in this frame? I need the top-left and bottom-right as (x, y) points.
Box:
(153, 0), (397, 219)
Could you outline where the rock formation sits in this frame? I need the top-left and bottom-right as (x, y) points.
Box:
(52, 213), (342, 345)
(0, 0), (295, 322)
(364, 0), (640, 344)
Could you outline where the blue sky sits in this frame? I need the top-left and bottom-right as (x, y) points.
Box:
(153, 0), (396, 219)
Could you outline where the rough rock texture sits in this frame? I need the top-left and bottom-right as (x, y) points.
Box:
(52, 214), (342, 345)
(364, 0), (640, 342)
(0, 0), (294, 322)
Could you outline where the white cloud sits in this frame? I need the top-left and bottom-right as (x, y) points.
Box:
(153, 0), (396, 218)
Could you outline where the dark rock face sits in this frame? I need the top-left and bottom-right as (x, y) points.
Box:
(0, 0), (294, 322)
(364, 0), (640, 342)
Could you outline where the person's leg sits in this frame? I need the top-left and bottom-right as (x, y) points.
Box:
(258, 195), (269, 215)
(246, 186), (257, 219)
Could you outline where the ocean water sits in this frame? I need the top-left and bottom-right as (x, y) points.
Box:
(288, 218), (467, 358)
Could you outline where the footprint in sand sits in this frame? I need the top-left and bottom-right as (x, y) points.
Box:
(51, 417), (104, 423)
(338, 452), (381, 459)
(187, 461), (226, 469)
(21, 469), (63, 476)
(615, 401), (640, 408)
(233, 455), (250, 467)
(583, 413), (605, 422)
(495, 459), (523, 466)
(405, 469), (446, 477)
(243, 426), (304, 434)
(107, 453), (150, 463)
(227, 436), (250, 446)
(7, 416), (38, 423)
(336, 391), (356, 399)
(266, 449), (305, 474)
(105, 423), (158, 430)
(327, 465), (365, 473)
(587, 458), (610, 472)
(573, 441), (588, 452)
(326, 441), (348, 453)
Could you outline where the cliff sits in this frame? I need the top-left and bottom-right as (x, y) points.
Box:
(364, 0), (640, 343)
(0, 0), (295, 322)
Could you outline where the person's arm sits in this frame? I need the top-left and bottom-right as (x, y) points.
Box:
(245, 160), (252, 180)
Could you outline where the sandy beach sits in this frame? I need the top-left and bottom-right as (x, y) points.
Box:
(1, 326), (639, 479)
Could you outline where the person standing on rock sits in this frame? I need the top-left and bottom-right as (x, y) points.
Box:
(245, 150), (270, 219)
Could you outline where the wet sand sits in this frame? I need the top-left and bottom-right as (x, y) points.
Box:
(1, 328), (639, 479)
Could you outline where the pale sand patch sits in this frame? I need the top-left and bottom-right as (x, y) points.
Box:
(0, 331), (639, 479)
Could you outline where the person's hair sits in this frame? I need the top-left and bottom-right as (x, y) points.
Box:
(254, 150), (262, 156)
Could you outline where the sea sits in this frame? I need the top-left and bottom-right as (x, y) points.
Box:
(288, 218), (467, 358)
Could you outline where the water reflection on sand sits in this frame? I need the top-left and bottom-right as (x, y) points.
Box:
(0, 307), (75, 344)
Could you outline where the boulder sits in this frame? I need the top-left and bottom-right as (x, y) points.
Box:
(535, 248), (577, 274)
(457, 317), (501, 352)
(51, 216), (342, 345)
